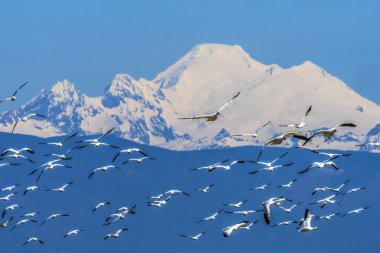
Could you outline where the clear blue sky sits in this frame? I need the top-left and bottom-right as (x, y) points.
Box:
(1, 0), (379, 110)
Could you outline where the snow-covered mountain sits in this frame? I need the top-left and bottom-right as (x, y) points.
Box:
(1, 43), (379, 151)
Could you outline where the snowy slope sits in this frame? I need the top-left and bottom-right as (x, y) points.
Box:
(0, 43), (379, 151)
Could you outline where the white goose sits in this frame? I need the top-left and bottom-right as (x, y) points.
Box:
(2, 204), (24, 218)
(179, 231), (207, 240)
(23, 237), (44, 246)
(279, 105), (312, 128)
(342, 187), (366, 196)
(11, 114), (46, 134)
(310, 194), (340, 208)
(45, 181), (74, 193)
(22, 212), (41, 218)
(196, 209), (224, 223)
(278, 178), (297, 188)
(11, 219), (37, 231)
(224, 210), (261, 216)
(0, 81), (28, 104)
(88, 165), (122, 179)
(24, 186), (40, 196)
(298, 209), (318, 232)
(262, 196), (292, 224)
(146, 196), (173, 208)
(122, 156), (155, 165)
(241, 220), (259, 230)
(223, 200), (247, 208)
(250, 183), (271, 191)
(264, 132), (308, 146)
(0, 192), (18, 201)
(1, 147), (34, 157)
(327, 179), (351, 193)
(40, 213), (70, 226)
(233, 121), (271, 138)
(92, 202), (111, 212)
(165, 189), (191, 197)
(112, 148), (149, 162)
(75, 127), (114, 144)
(278, 202), (303, 213)
(189, 159), (230, 171)
(0, 153), (35, 164)
(178, 92), (240, 121)
(315, 213), (341, 221)
(194, 184), (214, 193)
(0, 216), (13, 228)
(249, 162), (294, 174)
(341, 207), (369, 217)
(104, 228), (128, 240)
(223, 220), (249, 237)
(38, 132), (78, 148)
(298, 157), (339, 174)
(64, 229), (84, 238)
(1, 184), (19, 191)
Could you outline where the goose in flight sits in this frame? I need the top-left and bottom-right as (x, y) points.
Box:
(0, 216), (13, 228)
(23, 237), (44, 246)
(310, 194), (341, 209)
(223, 220), (249, 237)
(122, 156), (155, 165)
(39, 132), (78, 148)
(1, 147), (34, 157)
(316, 151), (351, 159)
(278, 178), (297, 188)
(194, 184), (214, 193)
(315, 213), (341, 221)
(0, 162), (21, 168)
(88, 165), (122, 179)
(1, 184), (19, 191)
(114, 204), (137, 215)
(45, 181), (74, 193)
(264, 132), (309, 146)
(189, 159), (230, 171)
(241, 220), (259, 230)
(341, 207), (369, 217)
(2, 204), (24, 218)
(40, 213), (70, 226)
(104, 228), (128, 240)
(342, 187), (366, 196)
(278, 202), (303, 213)
(312, 186), (331, 195)
(262, 196), (292, 224)
(24, 186), (40, 196)
(298, 209), (318, 232)
(112, 148), (149, 163)
(327, 179), (351, 193)
(146, 196), (173, 208)
(75, 127), (114, 144)
(146, 193), (164, 201)
(298, 157), (339, 174)
(249, 162), (294, 174)
(0, 81), (28, 104)
(44, 147), (78, 160)
(64, 229), (84, 238)
(303, 122), (357, 146)
(22, 212), (41, 218)
(11, 114), (46, 134)
(77, 141), (119, 149)
(178, 92), (240, 121)
(30, 160), (72, 182)
(271, 220), (298, 227)
(249, 183), (271, 191)
(224, 210), (262, 216)
(179, 231), (207, 240)
(104, 211), (129, 225)
(92, 202), (111, 212)
(223, 200), (247, 208)
(196, 209), (224, 223)
(11, 219), (37, 231)
(0, 192), (18, 201)
(279, 105), (312, 129)
(0, 153), (35, 164)
(233, 121), (271, 139)
(165, 189), (191, 197)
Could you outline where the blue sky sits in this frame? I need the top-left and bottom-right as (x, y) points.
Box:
(1, 0), (379, 110)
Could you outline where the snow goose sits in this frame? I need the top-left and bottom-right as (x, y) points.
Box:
(327, 179), (351, 193)
(0, 216), (13, 228)
(233, 121), (271, 138)
(249, 183), (271, 191)
(315, 213), (341, 221)
(114, 204), (137, 215)
(22, 212), (41, 218)
(45, 181), (74, 193)
(189, 159), (230, 171)
(112, 148), (149, 163)
(262, 196), (292, 224)
(298, 157), (340, 174)
(23, 237), (44, 246)
(146, 196), (173, 208)
(11, 219), (37, 231)
(11, 114), (46, 134)
(279, 105), (312, 129)
(278, 202), (303, 213)
(165, 189), (191, 197)
(303, 122), (357, 145)
(104, 228), (128, 240)
(2, 204), (24, 218)
(224, 210), (261, 216)
(223, 220), (249, 237)
(64, 229), (84, 238)
(24, 186), (40, 196)
(342, 187), (366, 196)
(179, 231), (207, 240)
(0, 192), (18, 202)
(0, 81), (28, 104)
(196, 209), (224, 223)
(241, 220), (259, 230)
(278, 178), (297, 188)
(341, 207), (369, 217)
(40, 213), (70, 226)
(178, 92), (240, 121)
(75, 127), (114, 144)
(92, 202), (111, 212)
(310, 194), (341, 208)
(88, 165), (122, 179)
(0, 153), (35, 164)
(264, 132), (309, 146)
(223, 200), (247, 208)
(1, 184), (19, 191)
(298, 209), (318, 232)
(194, 184), (214, 193)
(249, 162), (294, 174)
(1, 147), (34, 157)
(38, 132), (78, 148)
(122, 156), (155, 165)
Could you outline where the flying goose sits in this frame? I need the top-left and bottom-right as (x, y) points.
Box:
(279, 105), (312, 129)
(24, 186), (40, 196)
(194, 184), (214, 193)
(0, 162), (21, 168)
(0, 192), (18, 201)
(223, 200), (247, 208)
(11, 219), (37, 231)
(165, 189), (191, 197)
(298, 157), (340, 174)
(31, 161), (72, 182)
(249, 183), (271, 191)
(11, 114), (46, 134)
(112, 148), (149, 163)
(104, 211), (129, 225)
(189, 159), (230, 171)
(262, 196), (292, 224)
(271, 220), (298, 227)
(45, 181), (74, 192)
(2, 204), (24, 218)
(23, 237), (44, 246)
(40, 213), (70, 226)
(341, 207), (369, 217)
(122, 156), (155, 165)
(104, 227), (128, 240)
(146, 193), (164, 201)
(1, 184), (20, 191)
(224, 210), (262, 216)
(1, 147), (34, 157)
(278, 178), (297, 188)
(64, 229), (84, 238)
(75, 127), (114, 144)
(39, 132), (78, 148)
(327, 179), (351, 193)
(316, 152), (351, 159)
(241, 220), (259, 230)
(303, 122), (357, 145)
(178, 92), (240, 121)
(146, 196), (173, 208)
(0, 216), (13, 228)
(44, 147), (78, 160)
(249, 162), (294, 174)
(196, 209), (224, 223)
(315, 213), (341, 221)
(0, 153), (35, 164)
(264, 132), (309, 146)
(179, 231), (207, 240)
(233, 121), (271, 138)
(88, 165), (122, 179)
(310, 194), (341, 209)
(298, 209), (317, 232)
(92, 202), (111, 212)
(278, 202), (303, 213)
(114, 204), (137, 215)
(223, 220), (249, 237)
(78, 141), (119, 149)
(22, 212), (41, 218)
(342, 187), (366, 196)
(0, 81), (28, 104)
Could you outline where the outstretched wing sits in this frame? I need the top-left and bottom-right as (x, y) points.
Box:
(62, 132), (78, 143)
(217, 92), (240, 113)
(255, 121), (271, 134)
(301, 105), (312, 122)
(99, 127), (115, 140)
(13, 81), (28, 96)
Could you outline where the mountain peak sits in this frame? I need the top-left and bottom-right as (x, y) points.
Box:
(50, 79), (80, 98)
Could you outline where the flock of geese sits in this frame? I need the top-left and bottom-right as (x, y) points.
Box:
(0, 83), (372, 247)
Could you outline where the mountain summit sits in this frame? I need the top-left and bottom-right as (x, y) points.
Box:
(1, 44), (379, 151)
